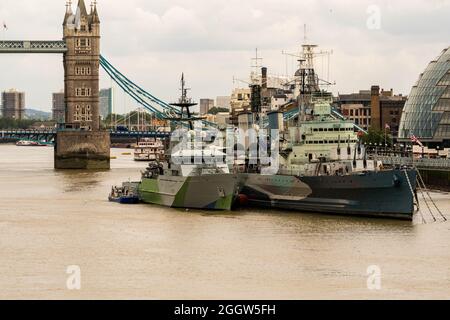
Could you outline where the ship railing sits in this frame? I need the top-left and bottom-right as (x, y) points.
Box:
(372, 156), (450, 170)
(278, 168), (302, 176)
(311, 91), (334, 102)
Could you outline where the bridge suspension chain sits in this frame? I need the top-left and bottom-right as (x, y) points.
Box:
(99, 55), (217, 128)
(100, 56), (178, 115)
(100, 57), (167, 119)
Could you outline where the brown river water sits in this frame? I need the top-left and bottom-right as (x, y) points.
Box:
(0, 144), (449, 299)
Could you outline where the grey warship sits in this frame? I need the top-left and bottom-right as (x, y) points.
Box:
(235, 44), (418, 220)
(238, 95), (418, 220)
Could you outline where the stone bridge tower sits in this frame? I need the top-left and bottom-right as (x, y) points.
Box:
(55, 0), (110, 169)
(63, 0), (100, 131)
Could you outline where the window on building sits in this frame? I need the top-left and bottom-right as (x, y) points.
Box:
(76, 38), (91, 48)
(442, 87), (450, 99)
(74, 105), (92, 122)
(75, 67), (92, 75)
(75, 87), (92, 97)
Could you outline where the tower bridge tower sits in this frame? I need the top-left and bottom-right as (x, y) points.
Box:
(55, 0), (110, 169)
(63, 0), (100, 131)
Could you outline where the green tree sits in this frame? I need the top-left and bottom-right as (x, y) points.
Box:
(360, 127), (393, 146)
(0, 118), (37, 129)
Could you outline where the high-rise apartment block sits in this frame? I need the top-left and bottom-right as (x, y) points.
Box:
(1, 89), (25, 120)
(52, 91), (65, 123)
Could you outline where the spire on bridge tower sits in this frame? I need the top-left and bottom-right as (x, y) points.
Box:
(65, 1), (72, 13)
(63, 1), (73, 24)
(77, 0), (88, 16)
(91, 1), (100, 24)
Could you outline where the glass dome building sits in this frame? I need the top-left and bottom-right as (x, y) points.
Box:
(399, 47), (450, 147)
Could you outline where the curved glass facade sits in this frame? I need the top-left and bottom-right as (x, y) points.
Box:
(399, 47), (450, 144)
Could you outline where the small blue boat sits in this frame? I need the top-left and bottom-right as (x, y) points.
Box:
(109, 194), (140, 204)
(109, 182), (140, 204)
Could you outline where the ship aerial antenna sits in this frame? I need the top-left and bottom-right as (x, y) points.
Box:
(250, 48), (263, 84)
(181, 73), (187, 103)
(304, 24), (307, 44)
(168, 73), (204, 131)
(251, 48), (263, 69)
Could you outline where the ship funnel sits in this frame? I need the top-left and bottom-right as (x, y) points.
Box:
(261, 67), (268, 89)
(267, 111), (284, 133)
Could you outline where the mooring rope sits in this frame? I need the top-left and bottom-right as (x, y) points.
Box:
(404, 169), (426, 224)
(415, 168), (447, 222)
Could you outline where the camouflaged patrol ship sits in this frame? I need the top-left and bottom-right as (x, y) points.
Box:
(138, 158), (239, 210)
(137, 75), (240, 210)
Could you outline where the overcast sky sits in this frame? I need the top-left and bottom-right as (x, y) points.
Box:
(0, 0), (449, 112)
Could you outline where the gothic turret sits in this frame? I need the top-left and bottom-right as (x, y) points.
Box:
(91, 3), (100, 24)
(63, 1), (73, 25)
(77, 0), (88, 16)
(63, 0), (99, 32)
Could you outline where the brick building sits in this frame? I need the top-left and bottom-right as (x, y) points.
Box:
(52, 91), (65, 123)
(337, 86), (407, 137)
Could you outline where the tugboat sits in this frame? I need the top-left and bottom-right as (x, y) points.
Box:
(136, 74), (240, 210)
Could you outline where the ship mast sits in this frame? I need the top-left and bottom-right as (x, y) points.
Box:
(281, 25), (335, 123)
(169, 73), (205, 130)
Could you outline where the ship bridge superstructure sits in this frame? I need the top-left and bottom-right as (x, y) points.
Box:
(283, 96), (362, 166)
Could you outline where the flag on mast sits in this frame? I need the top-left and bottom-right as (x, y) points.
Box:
(385, 123), (390, 130)
(410, 135), (423, 147)
(2, 22), (7, 31)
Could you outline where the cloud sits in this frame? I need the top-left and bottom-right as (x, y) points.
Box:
(0, 0), (449, 112)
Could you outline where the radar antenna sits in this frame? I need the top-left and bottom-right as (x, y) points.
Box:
(168, 73), (205, 130)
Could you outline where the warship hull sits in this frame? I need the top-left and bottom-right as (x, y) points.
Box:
(138, 174), (239, 210)
(239, 169), (418, 220)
